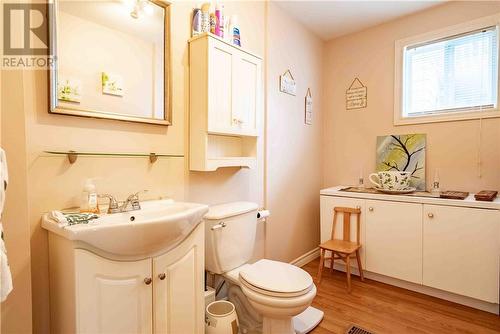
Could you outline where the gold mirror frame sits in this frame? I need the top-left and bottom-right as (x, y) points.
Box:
(48, 0), (172, 126)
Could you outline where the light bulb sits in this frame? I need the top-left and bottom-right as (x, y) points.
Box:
(143, 2), (154, 16)
(122, 0), (136, 11)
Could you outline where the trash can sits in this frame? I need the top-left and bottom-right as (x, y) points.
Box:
(205, 300), (239, 334)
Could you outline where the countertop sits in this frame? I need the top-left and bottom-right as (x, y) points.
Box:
(321, 186), (500, 210)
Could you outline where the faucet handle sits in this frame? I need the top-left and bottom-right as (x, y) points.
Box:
(98, 194), (120, 214)
(127, 190), (148, 210)
(127, 190), (148, 201)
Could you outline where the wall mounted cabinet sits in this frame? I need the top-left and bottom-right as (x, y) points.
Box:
(189, 33), (262, 171)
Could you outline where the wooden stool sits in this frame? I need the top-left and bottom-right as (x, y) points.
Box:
(317, 206), (364, 292)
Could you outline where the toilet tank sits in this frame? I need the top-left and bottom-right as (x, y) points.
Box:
(204, 202), (259, 274)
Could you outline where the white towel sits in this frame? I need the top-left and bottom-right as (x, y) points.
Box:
(48, 211), (99, 227)
(0, 148), (13, 302)
(47, 210), (69, 226)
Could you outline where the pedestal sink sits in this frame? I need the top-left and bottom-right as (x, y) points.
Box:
(42, 199), (209, 259)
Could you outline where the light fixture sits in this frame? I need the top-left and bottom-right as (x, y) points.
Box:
(128, 0), (154, 19)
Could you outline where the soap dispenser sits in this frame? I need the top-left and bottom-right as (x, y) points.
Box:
(80, 178), (99, 213)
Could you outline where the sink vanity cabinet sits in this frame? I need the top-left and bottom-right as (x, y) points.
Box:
(320, 187), (500, 313)
(48, 222), (204, 334)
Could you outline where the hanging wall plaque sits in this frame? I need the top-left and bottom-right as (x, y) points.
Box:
(279, 69), (297, 96)
(346, 77), (367, 110)
(305, 88), (312, 125)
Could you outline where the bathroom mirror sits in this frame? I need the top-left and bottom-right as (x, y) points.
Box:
(49, 0), (171, 125)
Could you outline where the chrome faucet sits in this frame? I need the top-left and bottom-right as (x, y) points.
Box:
(98, 190), (148, 214)
(98, 194), (120, 214)
(120, 190), (148, 212)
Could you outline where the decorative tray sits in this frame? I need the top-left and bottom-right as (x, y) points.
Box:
(340, 187), (438, 198)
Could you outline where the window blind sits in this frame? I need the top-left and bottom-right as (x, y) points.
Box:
(403, 26), (498, 117)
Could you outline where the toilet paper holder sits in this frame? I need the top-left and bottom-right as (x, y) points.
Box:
(257, 210), (270, 219)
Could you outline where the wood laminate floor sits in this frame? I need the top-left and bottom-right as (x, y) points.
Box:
(302, 259), (500, 334)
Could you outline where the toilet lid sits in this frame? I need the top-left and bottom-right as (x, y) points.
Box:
(239, 259), (313, 294)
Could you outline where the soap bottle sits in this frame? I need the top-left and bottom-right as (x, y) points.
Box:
(80, 178), (99, 214)
(229, 15), (240, 46)
(200, 2), (211, 33)
(215, 3), (224, 38)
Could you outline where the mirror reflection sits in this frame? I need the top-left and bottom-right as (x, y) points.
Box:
(51, 0), (170, 125)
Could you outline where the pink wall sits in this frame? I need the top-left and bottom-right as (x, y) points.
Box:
(324, 1), (500, 192)
(58, 11), (161, 118)
(266, 3), (324, 262)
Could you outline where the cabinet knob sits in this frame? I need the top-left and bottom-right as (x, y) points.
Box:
(428, 213), (434, 218)
(158, 273), (166, 280)
(355, 206), (361, 210)
(144, 277), (152, 285)
(368, 207), (374, 212)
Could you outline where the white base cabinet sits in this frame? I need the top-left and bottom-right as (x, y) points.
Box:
(365, 200), (422, 284)
(48, 223), (205, 334)
(320, 188), (500, 309)
(423, 205), (499, 303)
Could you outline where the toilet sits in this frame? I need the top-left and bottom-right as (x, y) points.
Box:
(204, 202), (324, 334)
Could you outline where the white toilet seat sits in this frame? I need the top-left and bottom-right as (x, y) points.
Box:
(239, 275), (313, 298)
(239, 259), (314, 296)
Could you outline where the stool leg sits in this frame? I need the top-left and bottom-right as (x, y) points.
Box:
(330, 251), (335, 272)
(346, 254), (351, 293)
(356, 250), (364, 281)
(317, 249), (325, 284)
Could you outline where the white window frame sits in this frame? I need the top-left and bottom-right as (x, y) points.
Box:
(394, 14), (500, 126)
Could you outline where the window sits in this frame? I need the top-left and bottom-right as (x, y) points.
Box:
(395, 15), (500, 125)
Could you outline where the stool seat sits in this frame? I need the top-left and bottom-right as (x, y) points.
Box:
(319, 239), (361, 254)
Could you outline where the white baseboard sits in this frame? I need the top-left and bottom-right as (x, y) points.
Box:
(327, 261), (499, 315)
(290, 248), (320, 268)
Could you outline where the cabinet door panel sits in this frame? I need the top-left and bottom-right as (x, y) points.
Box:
(365, 200), (422, 284)
(75, 250), (152, 334)
(154, 224), (204, 334)
(320, 196), (365, 268)
(232, 54), (259, 133)
(423, 205), (499, 303)
(208, 43), (233, 131)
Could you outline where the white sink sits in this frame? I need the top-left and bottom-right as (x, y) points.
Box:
(42, 199), (209, 258)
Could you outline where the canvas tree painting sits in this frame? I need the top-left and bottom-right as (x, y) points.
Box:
(376, 134), (426, 190)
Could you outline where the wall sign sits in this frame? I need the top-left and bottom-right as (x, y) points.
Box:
(305, 88), (312, 125)
(346, 77), (367, 110)
(279, 69), (297, 96)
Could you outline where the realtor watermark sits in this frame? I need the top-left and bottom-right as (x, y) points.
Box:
(2, 3), (55, 69)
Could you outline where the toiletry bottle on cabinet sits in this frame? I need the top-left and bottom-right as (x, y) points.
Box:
(80, 179), (99, 213)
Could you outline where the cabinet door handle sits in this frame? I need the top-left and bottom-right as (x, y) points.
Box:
(368, 207), (374, 212)
(211, 222), (227, 231)
(428, 213), (434, 218)
(144, 277), (152, 285)
(158, 273), (166, 280)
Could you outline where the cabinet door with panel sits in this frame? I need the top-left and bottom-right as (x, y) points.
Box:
(423, 205), (500, 303)
(153, 224), (205, 334)
(208, 40), (234, 132)
(365, 200), (423, 284)
(75, 250), (153, 334)
(320, 195), (365, 268)
(232, 52), (260, 134)
(207, 38), (260, 136)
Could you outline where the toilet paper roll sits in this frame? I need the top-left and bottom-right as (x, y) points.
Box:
(257, 210), (270, 219)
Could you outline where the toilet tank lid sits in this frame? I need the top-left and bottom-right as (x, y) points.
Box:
(205, 202), (259, 220)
